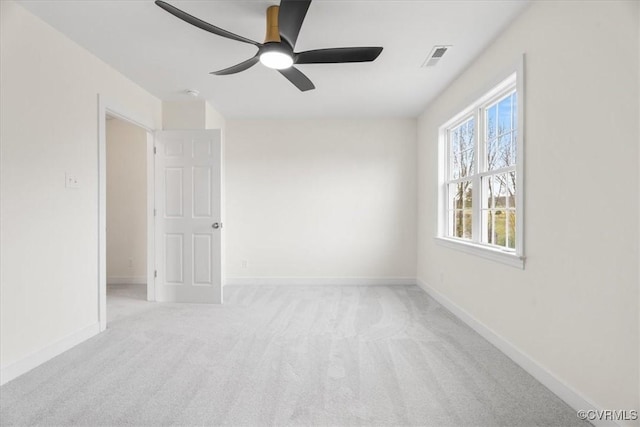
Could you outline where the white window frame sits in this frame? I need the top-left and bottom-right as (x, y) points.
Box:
(436, 57), (525, 269)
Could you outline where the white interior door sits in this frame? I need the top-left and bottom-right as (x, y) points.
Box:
(154, 129), (222, 303)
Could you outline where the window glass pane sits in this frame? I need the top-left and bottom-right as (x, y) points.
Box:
(485, 93), (517, 171)
(450, 210), (473, 239)
(448, 210), (456, 237)
(482, 207), (516, 249)
(448, 181), (472, 210)
(492, 209), (507, 246)
(481, 170), (517, 248)
(510, 130), (517, 165)
(507, 171), (516, 207)
(465, 181), (473, 211)
(452, 144), (471, 179)
(507, 210), (516, 249)
(486, 105), (497, 140)
(507, 134), (515, 168)
(486, 137), (497, 171)
(482, 209), (494, 245)
(464, 120), (475, 151)
(487, 133), (516, 171)
(449, 128), (459, 168)
(449, 181), (473, 209)
(462, 210), (472, 239)
(449, 118), (474, 179)
(510, 93), (518, 166)
(499, 134), (510, 170)
(512, 93), (518, 130)
(484, 174), (508, 209)
(498, 95), (512, 135)
(453, 210), (462, 238)
(448, 183), (456, 210)
(483, 209), (508, 247)
(496, 174), (510, 208)
(448, 181), (472, 239)
(449, 129), (457, 179)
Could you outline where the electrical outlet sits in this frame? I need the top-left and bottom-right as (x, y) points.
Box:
(241, 260), (248, 269)
(65, 173), (80, 189)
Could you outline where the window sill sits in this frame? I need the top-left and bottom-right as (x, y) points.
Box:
(434, 237), (525, 269)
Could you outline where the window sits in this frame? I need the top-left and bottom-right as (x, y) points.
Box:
(438, 70), (524, 268)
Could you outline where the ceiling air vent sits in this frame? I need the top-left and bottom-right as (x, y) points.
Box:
(422, 45), (451, 68)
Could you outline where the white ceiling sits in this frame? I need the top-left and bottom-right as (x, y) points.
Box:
(18, 0), (530, 119)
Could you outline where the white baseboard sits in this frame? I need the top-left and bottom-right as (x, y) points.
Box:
(107, 276), (146, 285)
(225, 277), (416, 286)
(416, 279), (619, 427)
(0, 322), (100, 386)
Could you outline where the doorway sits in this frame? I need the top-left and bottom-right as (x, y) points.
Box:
(98, 95), (156, 331)
(105, 115), (150, 324)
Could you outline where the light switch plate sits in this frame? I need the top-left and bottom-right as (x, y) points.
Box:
(65, 173), (80, 189)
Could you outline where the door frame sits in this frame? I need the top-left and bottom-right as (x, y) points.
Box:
(97, 94), (156, 332)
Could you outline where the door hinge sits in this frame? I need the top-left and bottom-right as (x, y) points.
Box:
(154, 270), (157, 278)
(153, 146), (157, 154)
(154, 208), (156, 216)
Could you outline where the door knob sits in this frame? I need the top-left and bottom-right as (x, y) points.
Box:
(212, 222), (220, 229)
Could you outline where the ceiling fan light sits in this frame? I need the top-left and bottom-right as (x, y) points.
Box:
(259, 51), (293, 70)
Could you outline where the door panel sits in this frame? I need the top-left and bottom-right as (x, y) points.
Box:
(193, 167), (212, 217)
(165, 234), (184, 284)
(155, 130), (222, 303)
(165, 168), (184, 217)
(193, 234), (212, 284)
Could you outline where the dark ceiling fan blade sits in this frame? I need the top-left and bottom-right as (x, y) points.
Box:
(155, 0), (261, 47)
(210, 55), (260, 75)
(277, 0), (312, 48)
(278, 67), (315, 92)
(295, 47), (383, 64)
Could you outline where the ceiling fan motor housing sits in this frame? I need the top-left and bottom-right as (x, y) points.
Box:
(259, 6), (295, 70)
(261, 5), (294, 57)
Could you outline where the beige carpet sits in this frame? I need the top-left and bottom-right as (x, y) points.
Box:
(0, 285), (586, 426)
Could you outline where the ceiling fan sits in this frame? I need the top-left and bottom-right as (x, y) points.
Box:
(155, 0), (383, 92)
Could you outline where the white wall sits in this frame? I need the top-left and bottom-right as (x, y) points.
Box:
(162, 99), (227, 130)
(205, 101), (227, 132)
(162, 100), (206, 130)
(162, 99), (226, 131)
(0, 0), (162, 376)
(225, 119), (416, 282)
(416, 0), (639, 419)
(106, 118), (147, 283)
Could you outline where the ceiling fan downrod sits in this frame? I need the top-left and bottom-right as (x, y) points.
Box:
(264, 6), (282, 44)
